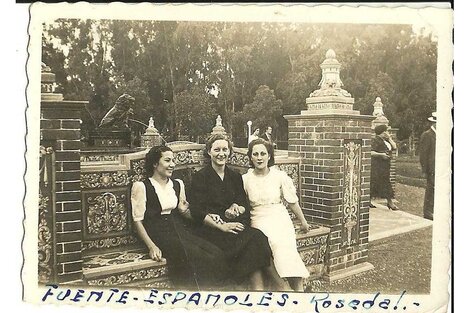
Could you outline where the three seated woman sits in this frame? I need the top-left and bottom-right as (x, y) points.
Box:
(131, 134), (310, 291)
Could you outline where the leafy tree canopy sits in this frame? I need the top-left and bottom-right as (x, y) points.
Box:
(42, 20), (437, 143)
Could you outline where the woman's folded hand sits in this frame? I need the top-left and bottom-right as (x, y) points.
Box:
(225, 203), (245, 219)
(208, 213), (225, 224)
(219, 222), (245, 234)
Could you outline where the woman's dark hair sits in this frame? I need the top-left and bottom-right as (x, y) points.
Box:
(247, 138), (275, 167)
(204, 133), (233, 159)
(144, 145), (173, 177)
(374, 124), (388, 135)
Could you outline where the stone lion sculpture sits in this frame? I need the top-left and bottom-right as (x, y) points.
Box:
(99, 94), (135, 129)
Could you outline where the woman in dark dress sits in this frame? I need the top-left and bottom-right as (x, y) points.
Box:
(131, 145), (229, 290)
(188, 134), (277, 290)
(371, 124), (399, 210)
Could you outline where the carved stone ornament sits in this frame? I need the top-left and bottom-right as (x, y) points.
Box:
(372, 96), (390, 128)
(211, 115), (227, 135)
(309, 49), (352, 98)
(41, 62), (63, 101)
(99, 94), (135, 129)
(86, 192), (128, 235)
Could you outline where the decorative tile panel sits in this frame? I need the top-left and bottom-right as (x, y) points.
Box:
(83, 189), (130, 239)
(38, 146), (56, 283)
(342, 140), (361, 247)
(299, 249), (319, 266)
(81, 171), (130, 189)
(87, 267), (169, 286)
(227, 151), (250, 168)
(296, 234), (328, 249)
(278, 163), (300, 192)
(80, 154), (120, 163)
(82, 235), (138, 251)
(38, 193), (53, 282)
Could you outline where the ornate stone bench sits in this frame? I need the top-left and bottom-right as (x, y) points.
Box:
(80, 143), (330, 288)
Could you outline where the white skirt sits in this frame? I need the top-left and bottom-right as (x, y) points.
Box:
(251, 203), (309, 278)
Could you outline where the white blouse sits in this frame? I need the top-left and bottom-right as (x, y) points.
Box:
(243, 167), (298, 207)
(131, 178), (187, 221)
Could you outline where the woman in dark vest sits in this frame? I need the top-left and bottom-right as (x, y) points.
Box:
(188, 134), (281, 291)
(131, 145), (228, 290)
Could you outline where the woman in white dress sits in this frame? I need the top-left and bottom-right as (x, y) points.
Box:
(243, 138), (310, 291)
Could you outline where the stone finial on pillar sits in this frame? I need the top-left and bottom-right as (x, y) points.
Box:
(211, 115), (227, 136)
(41, 62), (64, 102)
(141, 117), (163, 148)
(371, 97), (389, 129)
(304, 49), (356, 115)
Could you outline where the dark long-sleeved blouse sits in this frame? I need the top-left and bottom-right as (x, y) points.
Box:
(187, 165), (272, 281)
(188, 165), (250, 225)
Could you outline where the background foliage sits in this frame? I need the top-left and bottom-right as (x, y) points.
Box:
(42, 20), (437, 144)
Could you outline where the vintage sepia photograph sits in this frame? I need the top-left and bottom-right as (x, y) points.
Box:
(22, 2), (452, 312)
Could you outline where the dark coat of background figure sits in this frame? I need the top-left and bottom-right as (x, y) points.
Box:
(260, 133), (272, 143)
(371, 136), (395, 199)
(419, 128), (436, 220)
(187, 165), (272, 283)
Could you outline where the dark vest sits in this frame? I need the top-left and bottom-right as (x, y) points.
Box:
(142, 178), (181, 226)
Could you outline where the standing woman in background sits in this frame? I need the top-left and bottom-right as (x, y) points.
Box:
(249, 128), (260, 143)
(131, 145), (228, 290)
(370, 124), (399, 210)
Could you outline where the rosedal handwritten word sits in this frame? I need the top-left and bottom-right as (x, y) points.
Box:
(310, 291), (420, 313)
(41, 285), (293, 307)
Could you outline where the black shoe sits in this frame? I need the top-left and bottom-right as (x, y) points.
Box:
(387, 203), (399, 211)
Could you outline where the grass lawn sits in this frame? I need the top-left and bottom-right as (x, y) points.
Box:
(396, 154), (427, 188)
(308, 183), (432, 294)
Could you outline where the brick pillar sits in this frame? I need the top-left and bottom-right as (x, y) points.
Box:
(285, 49), (374, 281)
(40, 63), (87, 283)
(388, 128), (399, 193)
(41, 101), (86, 283)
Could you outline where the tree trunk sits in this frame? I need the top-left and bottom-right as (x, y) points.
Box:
(163, 24), (178, 139)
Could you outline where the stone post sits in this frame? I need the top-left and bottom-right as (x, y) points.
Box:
(371, 97), (398, 194)
(211, 115), (227, 136)
(285, 50), (374, 281)
(40, 63), (87, 283)
(140, 117), (163, 148)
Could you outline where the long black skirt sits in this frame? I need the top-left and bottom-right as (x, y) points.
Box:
(193, 225), (272, 282)
(144, 212), (229, 290)
(371, 157), (394, 199)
